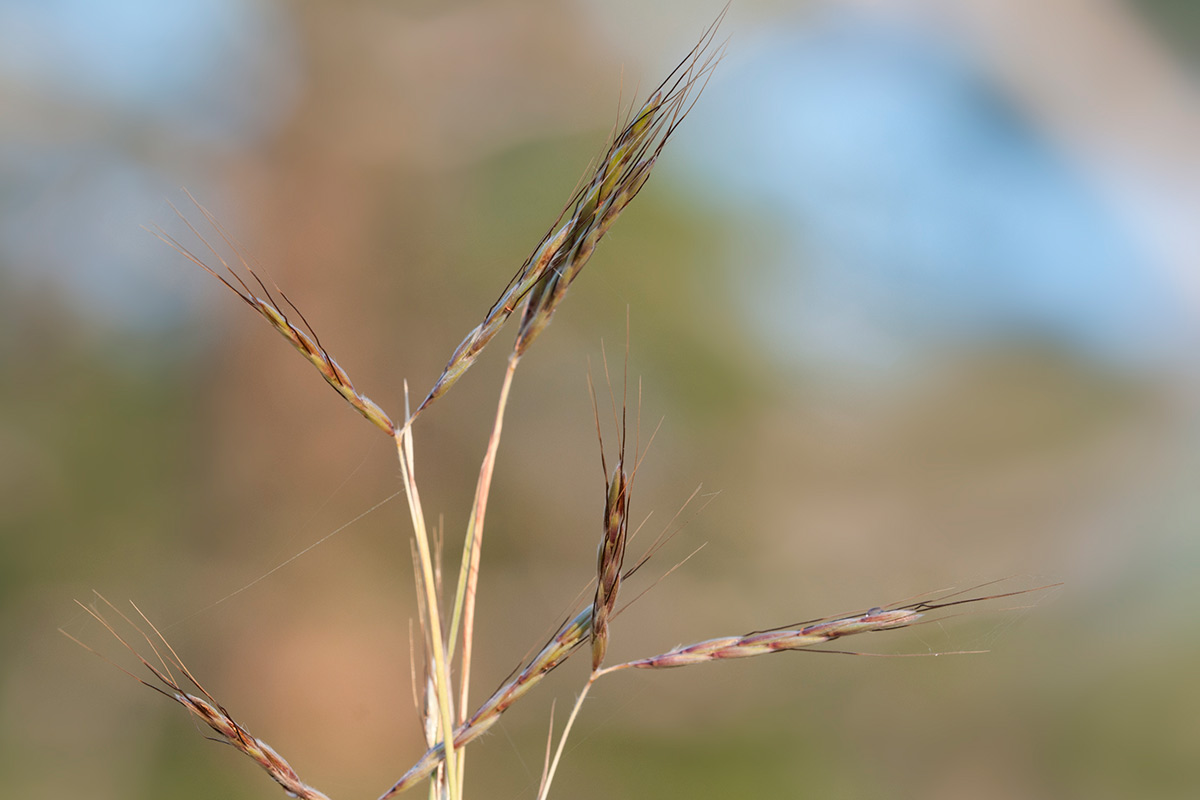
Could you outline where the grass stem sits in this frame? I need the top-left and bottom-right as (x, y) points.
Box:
(396, 418), (460, 800)
(446, 353), (521, 792)
(536, 677), (594, 800)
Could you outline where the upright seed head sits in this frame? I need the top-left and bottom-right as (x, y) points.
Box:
(591, 460), (629, 669)
(415, 22), (724, 416)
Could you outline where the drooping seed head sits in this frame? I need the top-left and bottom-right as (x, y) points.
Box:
(67, 596), (333, 800)
(155, 200), (396, 437)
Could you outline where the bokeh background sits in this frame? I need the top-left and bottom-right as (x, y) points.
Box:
(4, 1), (1200, 798)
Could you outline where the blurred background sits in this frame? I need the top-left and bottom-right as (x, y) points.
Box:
(3, 0), (1200, 798)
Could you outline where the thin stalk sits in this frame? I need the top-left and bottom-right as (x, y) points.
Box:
(445, 353), (521, 790)
(396, 421), (460, 800)
(536, 677), (595, 800)
(446, 354), (519, 679)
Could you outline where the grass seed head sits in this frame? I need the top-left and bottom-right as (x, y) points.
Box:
(618, 608), (926, 669)
(379, 607), (593, 798)
(609, 582), (1060, 672)
(156, 198), (396, 437)
(66, 596), (332, 800)
(415, 20), (724, 417)
(591, 461), (629, 669)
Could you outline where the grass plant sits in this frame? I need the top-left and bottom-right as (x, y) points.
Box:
(68, 9), (1056, 800)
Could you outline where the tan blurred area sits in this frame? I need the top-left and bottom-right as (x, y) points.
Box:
(3, 1), (1199, 799)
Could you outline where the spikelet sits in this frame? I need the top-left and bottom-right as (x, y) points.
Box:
(64, 596), (332, 800)
(607, 582), (1060, 671)
(378, 607), (593, 798)
(154, 196), (396, 437)
(414, 13), (725, 418)
(616, 607), (923, 669)
(591, 459), (629, 670)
